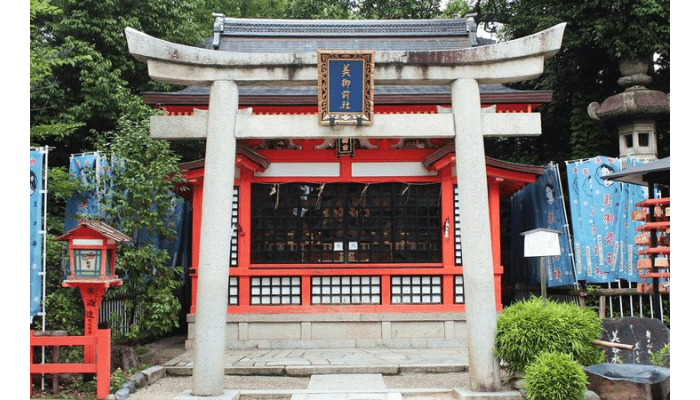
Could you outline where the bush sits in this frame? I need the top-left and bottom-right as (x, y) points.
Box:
(495, 296), (604, 372)
(523, 352), (589, 400)
(651, 343), (670, 367)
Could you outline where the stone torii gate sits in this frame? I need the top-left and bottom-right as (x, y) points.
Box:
(126, 22), (565, 398)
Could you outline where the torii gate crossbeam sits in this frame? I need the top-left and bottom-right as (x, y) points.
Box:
(125, 23), (565, 398)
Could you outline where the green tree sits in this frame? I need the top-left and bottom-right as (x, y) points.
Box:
(90, 100), (186, 340)
(30, 0), (210, 164)
(30, 0), (87, 145)
(202, 0), (293, 19)
(358, 0), (442, 19)
(440, 0), (475, 18)
(285, 0), (357, 19)
(474, 0), (670, 164)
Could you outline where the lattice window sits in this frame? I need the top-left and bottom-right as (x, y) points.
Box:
(453, 186), (463, 266)
(391, 276), (442, 304)
(251, 182), (441, 264)
(454, 275), (464, 304)
(311, 276), (381, 305)
(250, 276), (302, 305)
(228, 276), (239, 305)
(230, 186), (239, 267)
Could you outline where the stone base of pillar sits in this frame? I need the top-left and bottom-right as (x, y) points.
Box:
(174, 389), (241, 400)
(453, 387), (522, 400)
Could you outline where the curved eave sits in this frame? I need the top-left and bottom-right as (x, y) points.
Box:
(422, 144), (544, 196)
(180, 146), (270, 181)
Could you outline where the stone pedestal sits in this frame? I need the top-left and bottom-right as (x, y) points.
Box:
(584, 364), (670, 400)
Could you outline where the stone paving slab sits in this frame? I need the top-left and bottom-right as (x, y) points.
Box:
(453, 388), (522, 400)
(163, 347), (469, 377)
(225, 365), (286, 375)
(286, 365), (400, 376)
(307, 374), (386, 390)
(290, 393), (402, 400)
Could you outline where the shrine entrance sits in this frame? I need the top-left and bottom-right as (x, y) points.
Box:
(126, 16), (565, 397)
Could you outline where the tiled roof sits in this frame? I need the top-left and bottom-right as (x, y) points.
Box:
(55, 220), (133, 243)
(209, 16), (492, 52)
(218, 17), (472, 37)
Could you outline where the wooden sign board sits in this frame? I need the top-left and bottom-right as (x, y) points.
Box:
(521, 228), (562, 257)
(318, 50), (374, 126)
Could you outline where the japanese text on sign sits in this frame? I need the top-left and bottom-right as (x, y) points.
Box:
(329, 60), (363, 113)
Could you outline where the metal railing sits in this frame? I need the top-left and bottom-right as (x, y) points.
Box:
(512, 281), (670, 323)
(98, 298), (141, 335)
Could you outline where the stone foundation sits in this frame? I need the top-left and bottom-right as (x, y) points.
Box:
(186, 313), (469, 349)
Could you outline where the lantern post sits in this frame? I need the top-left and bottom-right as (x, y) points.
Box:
(55, 220), (132, 365)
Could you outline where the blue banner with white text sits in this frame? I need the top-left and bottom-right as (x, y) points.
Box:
(510, 163), (577, 287)
(565, 156), (648, 283)
(30, 149), (45, 323)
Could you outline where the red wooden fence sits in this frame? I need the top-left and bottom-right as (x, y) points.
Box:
(30, 329), (111, 399)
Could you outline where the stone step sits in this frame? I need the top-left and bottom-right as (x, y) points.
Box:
(290, 393), (402, 400)
(290, 374), (402, 400)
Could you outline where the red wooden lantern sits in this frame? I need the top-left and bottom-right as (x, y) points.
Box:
(55, 220), (131, 343)
(55, 220), (131, 284)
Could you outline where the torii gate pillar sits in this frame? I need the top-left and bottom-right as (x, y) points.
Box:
(191, 80), (239, 395)
(452, 78), (503, 390)
(125, 22), (565, 397)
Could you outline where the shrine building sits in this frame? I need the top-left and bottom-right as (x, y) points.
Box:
(140, 16), (553, 350)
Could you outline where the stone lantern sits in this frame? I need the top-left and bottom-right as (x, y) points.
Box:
(588, 58), (670, 168)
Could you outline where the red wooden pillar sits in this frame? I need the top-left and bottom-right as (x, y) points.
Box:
(236, 169), (253, 310)
(79, 283), (109, 364)
(440, 169), (456, 305)
(487, 177), (504, 311)
(95, 329), (111, 399)
(189, 177), (204, 314)
(59, 281), (116, 366)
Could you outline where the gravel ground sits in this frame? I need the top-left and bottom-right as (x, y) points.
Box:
(128, 372), (467, 399)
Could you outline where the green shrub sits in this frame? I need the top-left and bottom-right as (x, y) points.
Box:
(651, 343), (670, 367)
(495, 296), (604, 372)
(524, 352), (589, 400)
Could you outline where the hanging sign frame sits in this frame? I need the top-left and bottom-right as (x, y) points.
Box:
(318, 50), (374, 126)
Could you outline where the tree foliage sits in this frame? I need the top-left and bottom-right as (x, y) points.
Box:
(203, 0), (443, 20)
(90, 103), (186, 340)
(359, 0), (442, 19)
(30, 0), (210, 162)
(440, 0), (475, 18)
(30, 0), (88, 145)
(474, 0), (670, 164)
